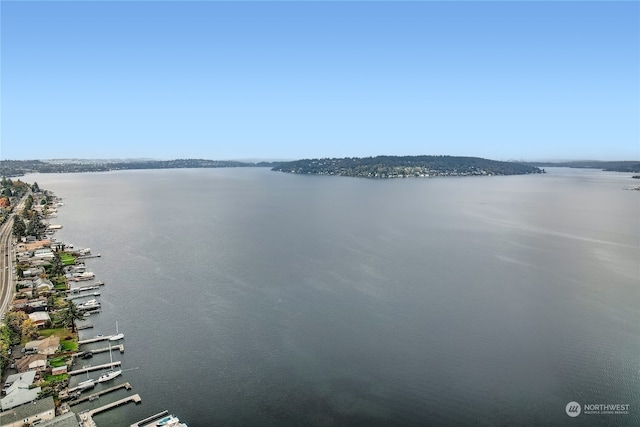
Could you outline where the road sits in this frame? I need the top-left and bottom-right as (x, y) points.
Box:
(0, 193), (29, 316)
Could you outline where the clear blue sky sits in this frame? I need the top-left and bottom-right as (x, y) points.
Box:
(1, 1), (638, 161)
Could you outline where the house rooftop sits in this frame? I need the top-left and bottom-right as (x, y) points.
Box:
(0, 396), (54, 424)
(40, 411), (79, 427)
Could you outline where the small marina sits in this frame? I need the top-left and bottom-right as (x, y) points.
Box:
(0, 190), (190, 426)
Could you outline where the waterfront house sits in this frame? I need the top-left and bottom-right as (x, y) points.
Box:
(32, 278), (54, 292)
(16, 240), (51, 253)
(15, 354), (47, 372)
(24, 336), (59, 355)
(2, 371), (36, 394)
(0, 396), (54, 425)
(37, 412), (78, 427)
(27, 312), (51, 328)
(0, 371), (41, 412)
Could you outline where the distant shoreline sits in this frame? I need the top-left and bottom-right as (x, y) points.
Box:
(2, 156), (639, 178)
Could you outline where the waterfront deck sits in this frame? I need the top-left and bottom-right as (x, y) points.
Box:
(79, 394), (142, 427)
(69, 382), (132, 405)
(68, 361), (122, 376)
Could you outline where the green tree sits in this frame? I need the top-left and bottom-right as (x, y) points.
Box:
(5, 311), (28, 345)
(50, 253), (65, 277)
(12, 215), (26, 238)
(62, 302), (83, 333)
(21, 318), (39, 340)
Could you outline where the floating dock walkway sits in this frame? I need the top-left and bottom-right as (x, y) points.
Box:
(78, 335), (114, 345)
(68, 361), (121, 376)
(69, 382), (132, 405)
(79, 394), (141, 427)
(90, 344), (124, 355)
(77, 324), (94, 330)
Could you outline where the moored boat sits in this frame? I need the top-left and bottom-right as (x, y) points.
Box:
(97, 369), (121, 383)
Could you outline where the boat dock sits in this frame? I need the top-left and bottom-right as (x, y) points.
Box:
(130, 410), (170, 427)
(68, 361), (122, 376)
(91, 343), (124, 355)
(67, 292), (101, 301)
(78, 254), (101, 259)
(69, 382), (132, 405)
(67, 282), (105, 293)
(73, 344), (124, 359)
(78, 394), (142, 427)
(79, 335), (114, 345)
(77, 324), (94, 330)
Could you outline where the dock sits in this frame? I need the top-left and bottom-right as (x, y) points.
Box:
(72, 344), (123, 362)
(68, 361), (121, 376)
(77, 324), (94, 330)
(66, 282), (104, 294)
(130, 410), (170, 427)
(90, 344), (124, 355)
(67, 292), (101, 301)
(79, 394), (141, 427)
(79, 335), (114, 345)
(69, 382), (132, 405)
(77, 254), (102, 259)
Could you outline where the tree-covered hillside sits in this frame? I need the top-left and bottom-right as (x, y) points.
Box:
(272, 155), (544, 178)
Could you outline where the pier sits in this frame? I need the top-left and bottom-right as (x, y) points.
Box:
(69, 382), (132, 405)
(68, 361), (121, 376)
(131, 410), (170, 427)
(66, 292), (101, 301)
(79, 335), (114, 345)
(79, 394), (142, 427)
(66, 282), (105, 294)
(77, 254), (102, 259)
(77, 323), (94, 330)
(91, 343), (124, 355)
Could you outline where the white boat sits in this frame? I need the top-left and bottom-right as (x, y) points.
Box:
(97, 342), (122, 383)
(79, 299), (100, 309)
(109, 333), (124, 341)
(109, 321), (124, 341)
(77, 379), (95, 389)
(97, 369), (121, 383)
(156, 415), (188, 427)
(93, 291), (101, 296)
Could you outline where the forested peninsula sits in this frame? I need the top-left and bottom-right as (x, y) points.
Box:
(272, 156), (545, 178)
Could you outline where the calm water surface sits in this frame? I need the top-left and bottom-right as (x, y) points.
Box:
(29, 167), (639, 426)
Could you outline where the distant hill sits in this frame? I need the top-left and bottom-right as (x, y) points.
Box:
(528, 160), (640, 173)
(0, 159), (270, 177)
(272, 155), (544, 178)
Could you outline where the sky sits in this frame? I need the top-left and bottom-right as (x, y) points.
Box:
(0, 1), (638, 161)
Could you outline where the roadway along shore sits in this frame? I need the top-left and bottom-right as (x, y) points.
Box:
(0, 192), (28, 316)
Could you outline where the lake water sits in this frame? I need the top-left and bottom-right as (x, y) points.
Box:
(28, 167), (639, 426)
